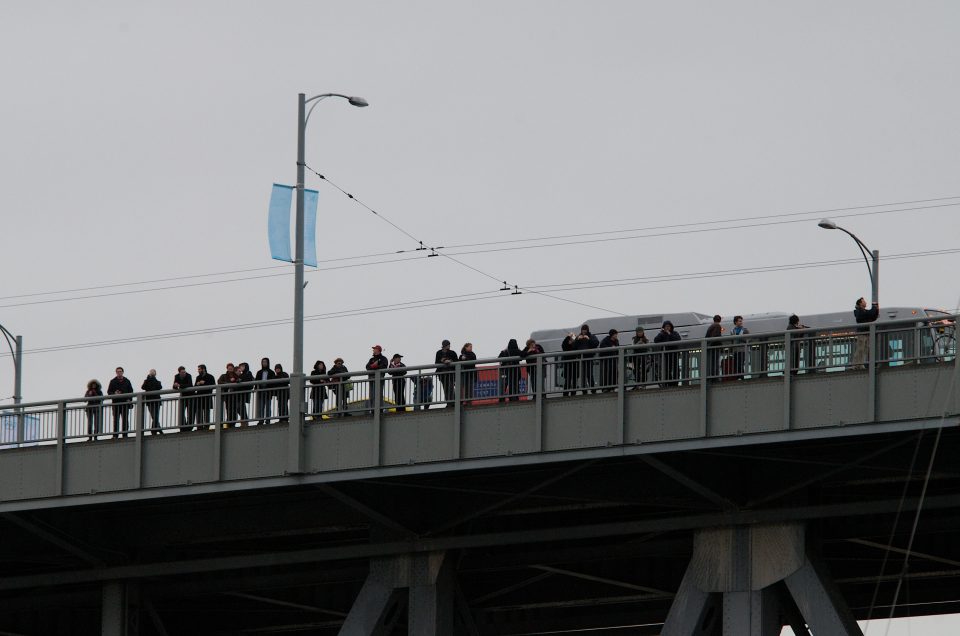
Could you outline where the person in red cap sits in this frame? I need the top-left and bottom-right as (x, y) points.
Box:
(366, 345), (389, 412)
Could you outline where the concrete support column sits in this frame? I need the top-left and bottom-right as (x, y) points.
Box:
(102, 581), (125, 636)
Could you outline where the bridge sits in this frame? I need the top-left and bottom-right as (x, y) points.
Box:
(0, 316), (957, 635)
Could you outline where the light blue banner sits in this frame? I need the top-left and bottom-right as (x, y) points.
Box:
(304, 188), (319, 268)
(268, 184), (294, 263)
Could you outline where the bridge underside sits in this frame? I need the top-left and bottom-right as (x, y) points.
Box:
(1, 425), (959, 635)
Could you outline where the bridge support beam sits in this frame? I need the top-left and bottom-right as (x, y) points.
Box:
(339, 552), (454, 636)
(662, 524), (862, 636)
(102, 581), (139, 636)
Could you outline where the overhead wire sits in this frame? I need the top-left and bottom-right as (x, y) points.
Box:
(3, 195), (956, 306)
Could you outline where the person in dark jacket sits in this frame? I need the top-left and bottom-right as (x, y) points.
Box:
(141, 369), (163, 433)
(237, 362), (254, 424)
(704, 315), (723, 380)
(172, 366), (193, 429)
(218, 363), (240, 426)
(853, 297), (880, 367)
(273, 364), (290, 422)
(193, 364), (216, 429)
(84, 379), (103, 441)
(560, 332), (579, 396)
(654, 321), (683, 387)
(498, 339), (523, 402)
(730, 316), (750, 378)
(459, 343), (478, 401)
(388, 354), (407, 410)
(366, 345), (389, 410)
(786, 314), (810, 374)
(435, 340), (458, 404)
(572, 324), (599, 394)
(598, 329), (620, 391)
(309, 360), (328, 419)
(631, 327), (650, 386)
(107, 367), (134, 438)
(329, 358), (350, 416)
(521, 339), (545, 397)
(255, 357), (277, 425)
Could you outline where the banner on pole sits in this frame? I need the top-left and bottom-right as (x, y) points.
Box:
(268, 184), (319, 267)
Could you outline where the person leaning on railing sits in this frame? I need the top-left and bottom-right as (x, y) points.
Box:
(786, 314), (809, 375)
(329, 358), (350, 416)
(597, 330), (620, 392)
(654, 321), (682, 387)
(193, 364), (216, 429)
(521, 339), (545, 397)
(459, 343), (477, 401)
(274, 363), (289, 423)
(498, 339), (523, 402)
(218, 363), (240, 427)
(171, 366), (193, 429)
(141, 369), (163, 434)
(853, 297), (880, 369)
(388, 354), (407, 411)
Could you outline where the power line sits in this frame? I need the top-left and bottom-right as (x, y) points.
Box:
(4, 194), (956, 306)
(305, 164), (628, 317)
(3, 249), (954, 358)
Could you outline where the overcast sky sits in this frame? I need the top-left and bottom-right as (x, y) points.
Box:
(2, 1), (959, 630)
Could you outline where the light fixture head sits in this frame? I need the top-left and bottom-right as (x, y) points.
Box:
(818, 219), (837, 230)
(348, 96), (369, 107)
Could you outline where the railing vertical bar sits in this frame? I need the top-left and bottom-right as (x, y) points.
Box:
(699, 343), (708, 437)
(453, 364), (462, 459)
(373, 371), (383, 466)
(133, 394), (143, 489)
(213, 388), (223, 482)
(535, 356), (544, 451)
(56, 400), (66, 496)
(287, 375), (304, 474)
(617, 347), (626, 444)
(867, 323), (877, 423)
(783, 331), (792, 430)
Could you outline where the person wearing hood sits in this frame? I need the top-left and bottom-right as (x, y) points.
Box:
(255, 357), (277, 426)
(237, 362), (254, 424)
(435, 340), (458, 405)
(654, 321), (682, 387)
(141, 369), (163, 433)
(274, 363), (290, 422)
(499, 339), (523, 401)
(366, 345), (389, 411)
(598, 329), (620, 391)
(84, 379), (103, 441)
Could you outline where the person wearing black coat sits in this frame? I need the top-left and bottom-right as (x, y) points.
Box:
(598, 330), (620, 391)
(255, 358), (277, 425)
(704, 315), (723, 379)
(218, 363), (240, 425)
(309, 360), (329, 418)
(570, 324), (599, 394)
(84, 379), (103, 441)
(521, 339), (545, 396)
(499, 339), (523, 402)
(560, 333), (579, 396)
(631, 327), (650, 386)
(388, 354), (407, 409)
(172, 366), (194, 428)
(193, 364), (216, 428)
(141, 369), (163, 433)
(107, 367), (134, 438)
(459, 344), (478, 401)
(654, 321), (683, 387)
(366, 346), (389, 410)
(853, 297), (880, 367)
(329, 358), (350, 416)
(274, 364), (290, 422)
(435, 340), (458, 404)
(237, 362), (254, 423)
(786, 314), (811, 374)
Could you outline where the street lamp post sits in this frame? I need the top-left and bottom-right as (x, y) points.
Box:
(289, 92), (367, 472)
(0, 324), (22, 406)
(818, 219), (880, 304)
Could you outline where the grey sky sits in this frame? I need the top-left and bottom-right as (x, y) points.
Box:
(2, 1), (959, 630)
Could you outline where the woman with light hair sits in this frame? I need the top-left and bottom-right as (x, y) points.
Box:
(84, 379), (103, 441)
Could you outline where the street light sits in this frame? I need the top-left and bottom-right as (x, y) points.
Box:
(0, 323), (22, 406)
(818, 219), (880, 304)
(290, 92), (367, 443)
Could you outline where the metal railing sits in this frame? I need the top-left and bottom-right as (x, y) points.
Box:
(0, 315), (955, 447)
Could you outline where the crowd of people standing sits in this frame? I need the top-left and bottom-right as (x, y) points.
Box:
(78, 299), (881, 439)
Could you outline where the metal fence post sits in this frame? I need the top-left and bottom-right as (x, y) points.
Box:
(699, 342), (708, 437)
(453, 364), (462, 459)
(373, 371), (383, 466)
(783, 331), (792, 430)
(213, 388), (223, 482)
(287, 374), (305, 474)
(133, 394), (143, 489)
(535, 356), (544, 451)
(867, 323), (877, 423)
(56, 400), (66, 495)
(617, 346), (626, 444)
